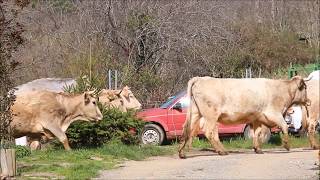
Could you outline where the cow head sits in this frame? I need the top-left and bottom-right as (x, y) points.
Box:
(98, 89), (118, 104)
(290, 76), (310, 106)
(98, 86), (141, 112)
(80, 91), (103, 122)
(116, 86), (142, 111)
(98, 89), (126, 111)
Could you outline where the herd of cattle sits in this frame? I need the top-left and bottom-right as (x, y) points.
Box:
(7, 75), (320, 158)
(11, 78), (141, 150)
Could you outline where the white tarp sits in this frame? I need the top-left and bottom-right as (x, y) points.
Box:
(15, 136), (27, 146)
(307, 70), (319, 80)
(291, 105), (303, 130)
(12, 78), (75, 95)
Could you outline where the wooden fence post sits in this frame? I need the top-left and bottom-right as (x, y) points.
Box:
(0, 149), (16, 178)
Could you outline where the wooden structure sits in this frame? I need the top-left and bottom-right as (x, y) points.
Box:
(0, 149), (16, 178)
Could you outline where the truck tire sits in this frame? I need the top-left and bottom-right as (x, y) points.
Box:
(141, 124), (165, 145)
(243, 125), (271, 143)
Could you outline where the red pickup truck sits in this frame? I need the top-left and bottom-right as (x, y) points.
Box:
(137, 90), (275, 145)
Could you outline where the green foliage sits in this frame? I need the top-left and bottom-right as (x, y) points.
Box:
(63, 74), (145, 148)
(66, 108), (145, 148)
(15, 145), (31, 159)
(32, 0), (74, 11)
(228, 23), (316, 77)
(121, 67), (165, 102)
(18, 141), (175, 179)
(0, 0), (29, 147)
(63, 75), (104, 94)
(191, 134), (313, 150)
(61, 49), (112, 80)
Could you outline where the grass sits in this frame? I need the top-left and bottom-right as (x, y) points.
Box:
(191, 134), (317, 150)
(17, 134), (317, 179)
(17, 141), (175, 180)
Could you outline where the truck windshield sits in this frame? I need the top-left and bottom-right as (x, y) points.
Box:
(160, 90), (186, 109)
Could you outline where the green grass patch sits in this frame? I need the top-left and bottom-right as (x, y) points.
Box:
(17, 134), (317, 179)
(191, 134), (317, 150)
(17, 141), (175, 180)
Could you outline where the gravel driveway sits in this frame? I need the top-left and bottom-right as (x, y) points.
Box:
(96, 148), (319, 180)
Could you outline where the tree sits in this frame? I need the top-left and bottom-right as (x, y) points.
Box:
(0, 0), (29, 147)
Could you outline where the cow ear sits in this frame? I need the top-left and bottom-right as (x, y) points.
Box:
(291, 76), (306, 90)
(84, 93), (90, 105)
(115, 89), (122, 98)
(121, 86), (130, 98)
(299, 79), (306, 90)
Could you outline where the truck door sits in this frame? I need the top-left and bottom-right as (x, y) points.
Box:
(167, 96), (189, 136)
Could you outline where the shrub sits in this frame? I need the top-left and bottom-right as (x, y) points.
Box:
(66, 108), (145, 148)
(15, 145), (31, 159)
(64, 75), (145, 148)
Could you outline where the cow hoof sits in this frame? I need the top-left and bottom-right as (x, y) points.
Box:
(218, 151), (228, 156)
(283, 144), (290, 151)
(179, 154), (186, 159)
(179, 152), (186, 159)
(254, 149), (264, 154)
(312, 145), (319, 150)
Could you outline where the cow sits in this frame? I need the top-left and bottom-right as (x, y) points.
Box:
(299, 80), (319, 149)
(11, 90), (103, 150)
(99, 86), (142, 112)
(13, 78), (141, 112)
(178, 76), (309, 158)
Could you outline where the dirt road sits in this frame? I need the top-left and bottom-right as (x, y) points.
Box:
(97, 148), (319, 179)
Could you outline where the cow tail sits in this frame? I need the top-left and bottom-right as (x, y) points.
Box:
(182, 77), (199, 142)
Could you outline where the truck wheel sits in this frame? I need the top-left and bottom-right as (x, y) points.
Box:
(141, 124), (165, 145)
(243, 125), (253, 140)
(243, 125), (271, 143)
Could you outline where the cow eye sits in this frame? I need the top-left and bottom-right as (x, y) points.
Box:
(92, 101), (96, 105)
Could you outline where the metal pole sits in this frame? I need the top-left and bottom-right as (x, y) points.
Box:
(108, 69), (112, 89)
(115, 70), (118, 90)
(246, 68), (248, 78)
(259, 68), (262, 78)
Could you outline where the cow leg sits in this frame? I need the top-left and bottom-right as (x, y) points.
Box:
(264, 113), (290, 151)
(187, 120), (201, 150)
(43, 124), (71, 150)
(178, 104), (201, 159)
(204, 119), (227, 155)
(252, 123), (263, 154)
(307, 119), (319, 149)
(212, 124), (227, 154)
(27, 137), (41, 150)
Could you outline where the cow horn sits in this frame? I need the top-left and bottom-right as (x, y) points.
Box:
(303, 75), (313, 81)
(117, 88), (123, 95)
(87, 90), (95, 95)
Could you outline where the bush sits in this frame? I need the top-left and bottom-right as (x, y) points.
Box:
(62, 74), (145, 148)
(15, 145), (31, 159)
(66, 106), (145, 148)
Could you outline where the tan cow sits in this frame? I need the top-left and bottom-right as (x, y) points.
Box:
(99, 86), (142, 112)
(179, 76), (309, 158)
(11, 90), (103, 150)
(300, 80), (319, 149)
(26, 86), (141, 150)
